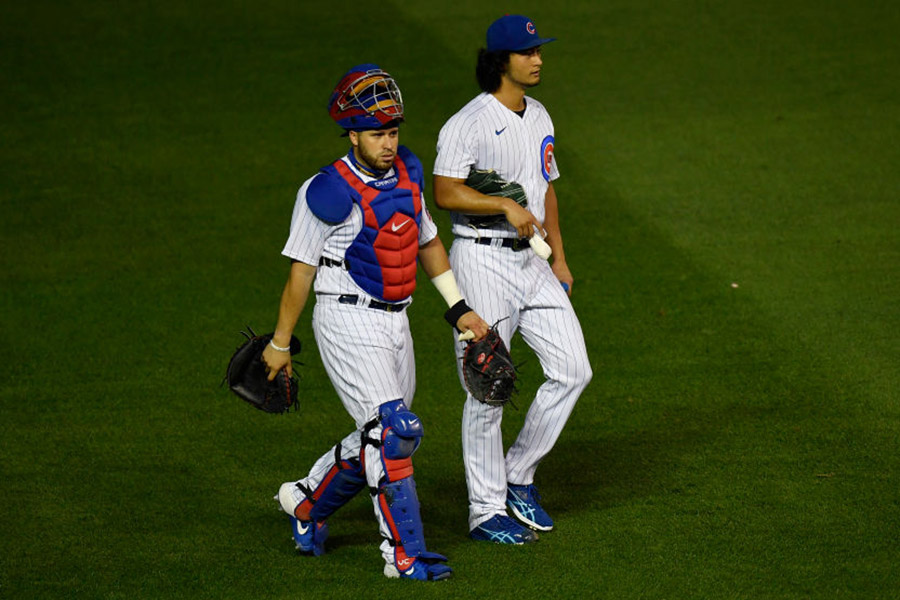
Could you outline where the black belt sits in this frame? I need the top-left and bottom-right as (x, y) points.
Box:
(473, 237), (531, 251)
(319, 257), (347, 269)
(338, 294), (409, 313)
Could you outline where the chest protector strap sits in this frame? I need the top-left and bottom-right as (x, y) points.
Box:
(330, 154), (422, 301)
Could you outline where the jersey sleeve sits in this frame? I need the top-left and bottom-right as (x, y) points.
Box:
(433, 112), (478, 179)
(547, 130), (560, 182)
(548, 151), (560, 182)
(418, 195), (439, 246)
(282, 177), (330, 265)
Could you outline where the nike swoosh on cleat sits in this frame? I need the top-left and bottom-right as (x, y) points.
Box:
(495, 127), (507, 135)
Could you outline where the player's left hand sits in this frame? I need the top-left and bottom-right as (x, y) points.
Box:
(552, 261), (574, 296)
(457, 311), (490, 342)
(224, 328), (301, 414)
(505, 202), (545, 239)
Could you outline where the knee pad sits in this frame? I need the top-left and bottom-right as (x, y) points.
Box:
(378, 400), (423, 482)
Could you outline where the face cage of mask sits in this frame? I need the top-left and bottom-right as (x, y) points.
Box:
(338, 70), (404, 121)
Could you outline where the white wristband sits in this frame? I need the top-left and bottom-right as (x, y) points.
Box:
(431, 270), (464, 308)
(269, 339), (291, 353)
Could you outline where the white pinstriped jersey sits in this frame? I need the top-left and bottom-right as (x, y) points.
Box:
(434, 92), (559, 238)
(434, 91), (593, 531)
(281, 153), (438, 302)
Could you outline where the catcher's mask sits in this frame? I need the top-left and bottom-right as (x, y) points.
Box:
(328, 64), (404, 132)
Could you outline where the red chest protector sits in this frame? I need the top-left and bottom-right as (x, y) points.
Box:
(327, 149), (423, 302)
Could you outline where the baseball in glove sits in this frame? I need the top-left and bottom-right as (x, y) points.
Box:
(224, 327), (301, 414)
(462, 327), (517, 407)
(463, 168), (528, 229)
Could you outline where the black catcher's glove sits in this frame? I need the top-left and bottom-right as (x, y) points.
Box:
(225, 327), (300, 414)
(462, 327), (517, 407)
(463, 168), (528, 229)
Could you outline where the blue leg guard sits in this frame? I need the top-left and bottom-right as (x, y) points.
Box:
(284, 445), (366, 557)
(376, 401), (451, 581)
(307, 455), (367, 522)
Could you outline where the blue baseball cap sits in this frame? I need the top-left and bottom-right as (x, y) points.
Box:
(486, 14), (556, 52)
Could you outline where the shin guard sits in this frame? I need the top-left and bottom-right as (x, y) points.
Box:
(375, 401), (449, 578)
(296, 445), (367, 522)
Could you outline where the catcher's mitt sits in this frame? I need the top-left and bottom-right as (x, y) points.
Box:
(462, 327), (517, 407)
(464, 168), (528, 229)
(225, 327), (301, 414)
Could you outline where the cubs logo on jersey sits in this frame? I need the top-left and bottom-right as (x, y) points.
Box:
(540, 135), (555, 182)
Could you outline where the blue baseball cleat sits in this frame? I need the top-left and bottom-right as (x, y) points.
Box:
(383, 552), (453, 581)
(288, 515), (328, 556)
(469, 514), (538, 544)
(507, 484), (554, 531)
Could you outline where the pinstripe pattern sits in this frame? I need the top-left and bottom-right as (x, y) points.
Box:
(279, 151), (434, 565)
(313, 298), (416, 426)
(436, 96), (592, 530)
(435, 93), (558, 239)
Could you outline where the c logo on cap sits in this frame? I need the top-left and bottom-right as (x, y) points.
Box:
(540, 135), (555, 182)
(526, 21), (536, 35)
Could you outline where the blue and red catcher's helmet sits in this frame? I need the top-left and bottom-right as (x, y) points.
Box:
(328, 64), (404, 132)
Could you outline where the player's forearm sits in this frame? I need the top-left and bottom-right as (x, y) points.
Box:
(419, 236), (464, 308)
(420, 240), (488, 340)
(272, 260), (316, 346)
(542, 182), (566, 263)
(417, 236), (452, 280)
(433, 175), (516, 215)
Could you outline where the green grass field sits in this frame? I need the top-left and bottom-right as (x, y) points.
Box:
(2, 1), (898, 598)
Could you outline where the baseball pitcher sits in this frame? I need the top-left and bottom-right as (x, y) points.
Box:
(433, 15), (593, 544)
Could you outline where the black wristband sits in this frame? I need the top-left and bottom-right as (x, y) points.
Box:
(444, 299), (472, 331)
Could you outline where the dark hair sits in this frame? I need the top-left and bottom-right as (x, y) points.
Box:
(475, 48), (510, 93)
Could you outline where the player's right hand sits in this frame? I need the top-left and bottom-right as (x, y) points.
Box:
(504, 201), (545, 238)
(262, 342), (292, 380)
(457, 311), (489, 342)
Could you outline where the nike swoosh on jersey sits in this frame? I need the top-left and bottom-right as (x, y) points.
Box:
(495, 127), (507, 135)
(392, 219), (411, 232)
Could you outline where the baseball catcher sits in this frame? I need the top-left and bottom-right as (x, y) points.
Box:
(263, 63), (489, 582)
(225, 327), (301, 414)
(461, 326), (517, 407)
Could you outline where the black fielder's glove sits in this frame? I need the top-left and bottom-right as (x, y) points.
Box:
(224, 327), (301, 414)
(463, 168), (528, 229)
(462, 327), (517, 407)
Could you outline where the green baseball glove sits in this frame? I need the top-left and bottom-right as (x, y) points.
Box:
(463, 168), (528, 229)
